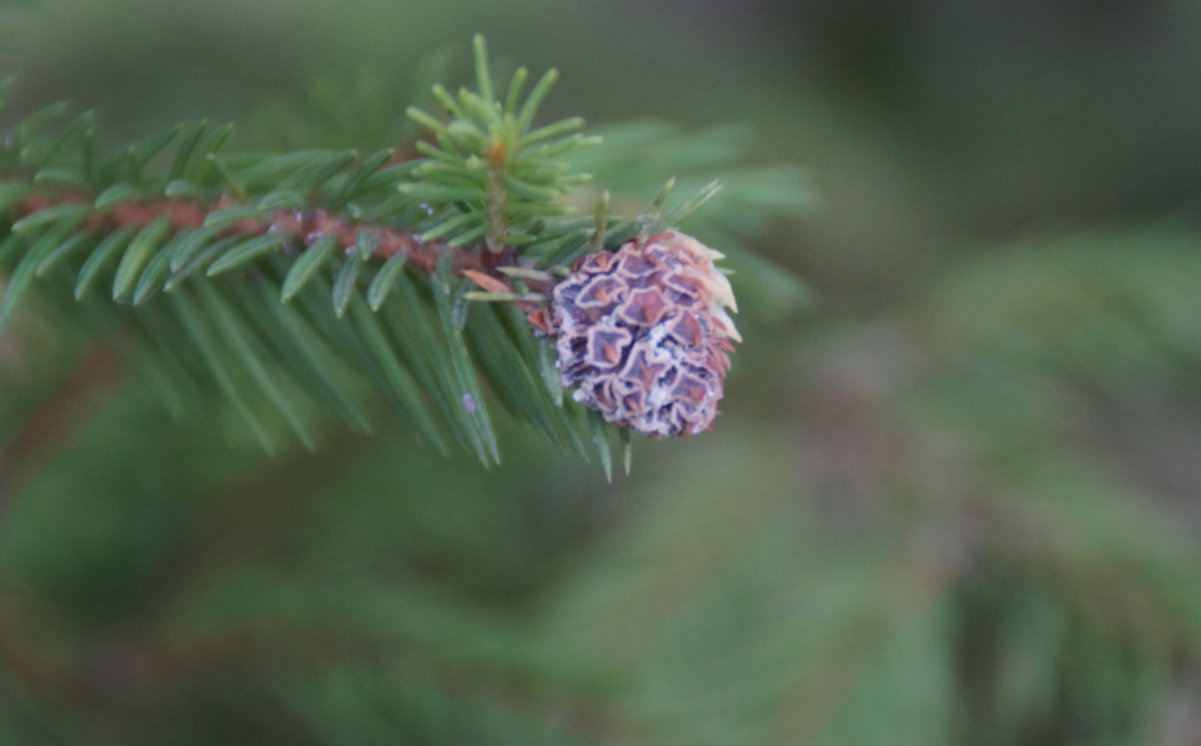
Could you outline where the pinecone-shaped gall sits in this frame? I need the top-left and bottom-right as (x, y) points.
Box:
(550, 231), (739, 438)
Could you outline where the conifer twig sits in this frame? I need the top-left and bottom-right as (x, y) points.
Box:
(0, 34), (807, 464)
(11, 191), (488, 276)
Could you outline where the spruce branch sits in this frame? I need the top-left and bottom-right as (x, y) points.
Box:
(0, 35), (806, 468)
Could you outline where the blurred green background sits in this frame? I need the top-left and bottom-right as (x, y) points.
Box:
(3, 1), (1201, 744)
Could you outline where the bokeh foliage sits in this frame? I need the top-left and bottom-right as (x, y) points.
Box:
(2, 2), (1201, 745)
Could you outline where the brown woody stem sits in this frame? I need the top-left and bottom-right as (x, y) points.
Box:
(12, 190), (488, 275)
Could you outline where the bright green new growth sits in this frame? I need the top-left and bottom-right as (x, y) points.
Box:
(0, 36), (810, 470)
(404, 35), (600, 252)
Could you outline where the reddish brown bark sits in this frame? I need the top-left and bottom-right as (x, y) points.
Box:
(13, 191), (487, 275)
